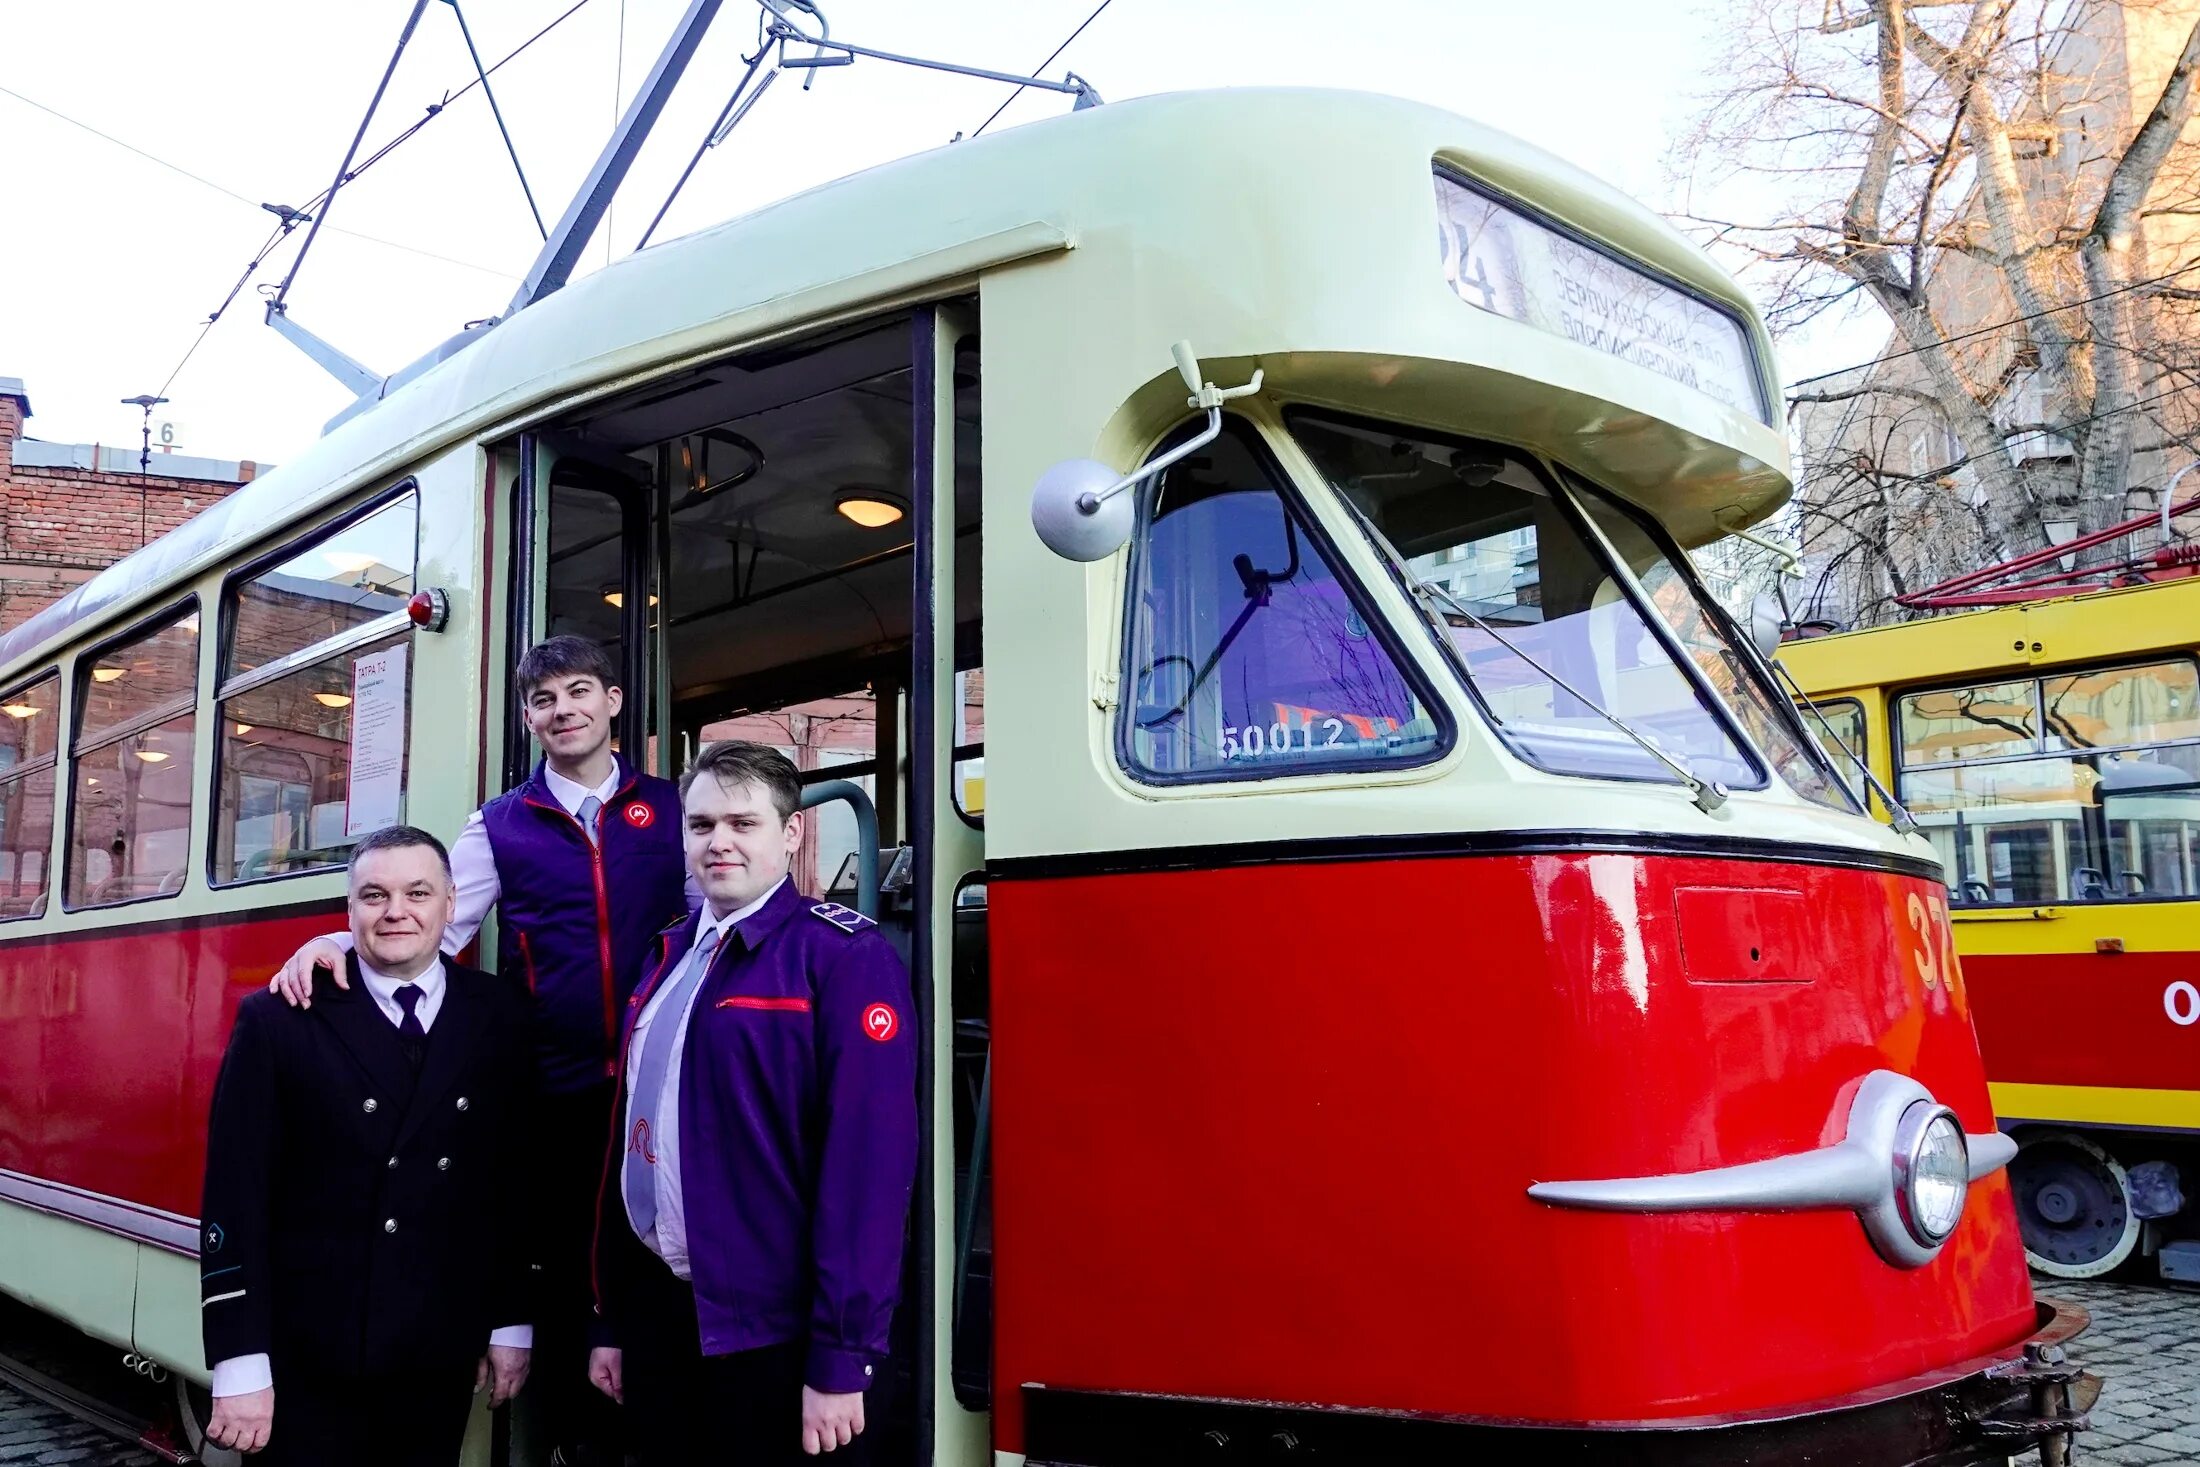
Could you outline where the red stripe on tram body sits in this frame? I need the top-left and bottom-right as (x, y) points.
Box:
(0, 904), (344, 1219)
(1964, 948), (2200, 1093)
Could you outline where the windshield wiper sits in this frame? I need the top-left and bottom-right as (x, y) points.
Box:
(1408, 575), (1731, 814)
(1327, 488), (1730, 812)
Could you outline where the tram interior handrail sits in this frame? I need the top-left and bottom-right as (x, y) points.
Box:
(798, 778), (880, 918)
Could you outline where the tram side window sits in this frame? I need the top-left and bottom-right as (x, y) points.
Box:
(67, 606), (199, 908)
(1897, 659), (2200, 904)
(0, 672), (60, 920)
(1797, 697), (1869, 805)
(213, 493), (420, 884)
(1120, 416), (1447, 781)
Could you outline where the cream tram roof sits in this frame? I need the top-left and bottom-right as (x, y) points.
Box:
(0, 86), (1788, 683)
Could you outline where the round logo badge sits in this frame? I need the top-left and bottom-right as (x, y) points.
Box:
(623, 801), (655, 829)
(862, 1003), (899, 1043)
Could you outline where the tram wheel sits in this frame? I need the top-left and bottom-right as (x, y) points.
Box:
(172, 1374), (243, 1467)
(2009, 1130), (2141, 1279)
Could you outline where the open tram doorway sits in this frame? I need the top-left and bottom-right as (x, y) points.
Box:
(504, 304), (990, 1464)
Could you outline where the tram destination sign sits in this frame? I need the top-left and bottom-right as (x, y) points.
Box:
(1434, 171), (1767, 421)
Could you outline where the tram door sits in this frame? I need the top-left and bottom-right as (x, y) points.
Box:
(510, 303), (989, 1466)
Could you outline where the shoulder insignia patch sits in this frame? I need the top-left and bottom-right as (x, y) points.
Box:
(810, 901), (876, 934)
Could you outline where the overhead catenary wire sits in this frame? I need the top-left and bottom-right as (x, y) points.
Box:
(1786, 255), (2200, 395)
(50, 0), (599, 409)
(0, 82), (512, 277)
(968, 0), (1115, 139)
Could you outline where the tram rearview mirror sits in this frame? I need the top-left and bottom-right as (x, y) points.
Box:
(1747, 593), (1786, 658)
(1030, 457), (1135, 561)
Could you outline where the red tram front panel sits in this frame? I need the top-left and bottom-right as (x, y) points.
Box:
(988, 847), (2035, 1445)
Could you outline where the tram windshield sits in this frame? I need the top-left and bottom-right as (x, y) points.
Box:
(1292, 412), (1847, 806)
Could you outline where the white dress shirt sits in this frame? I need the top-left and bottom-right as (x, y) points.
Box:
(622, 877), (787, 1280)
(211, 957), (533, 1397)
(325, 763), (700, 960)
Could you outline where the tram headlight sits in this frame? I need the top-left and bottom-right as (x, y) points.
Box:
(1894, 1102), (1970, 1246)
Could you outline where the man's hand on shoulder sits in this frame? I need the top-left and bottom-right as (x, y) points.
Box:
(802, 1386), (865, 1454)
(207, 1386), (274, 1454)
(267, 936), (348, 1009)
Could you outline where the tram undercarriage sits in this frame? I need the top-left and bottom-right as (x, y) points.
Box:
(1018, 1303), (2095, 1467)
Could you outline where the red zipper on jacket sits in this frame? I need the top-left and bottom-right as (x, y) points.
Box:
(524, 776), (637, 1078)
(516, 930), (538, 994)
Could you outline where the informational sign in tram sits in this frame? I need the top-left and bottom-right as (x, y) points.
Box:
(1434, 170), (1766, 420)
(344, 643), (407, 837)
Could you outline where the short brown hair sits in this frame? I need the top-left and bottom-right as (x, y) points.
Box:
(348, 824), (453, 883)
(516, 635), (617, 699)
(680, 741), (802, 822)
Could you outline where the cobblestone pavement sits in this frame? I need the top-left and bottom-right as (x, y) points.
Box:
(2051, 1278), (2200, 1465)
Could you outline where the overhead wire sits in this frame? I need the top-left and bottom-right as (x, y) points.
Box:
(968, 0), (1114, 139)
(51, 0), (599, 408)
(1785, 254), (2200, 394)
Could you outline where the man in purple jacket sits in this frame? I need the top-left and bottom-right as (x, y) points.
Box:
(588, 740), (917, 1464)
(269, 636), (690, 1465)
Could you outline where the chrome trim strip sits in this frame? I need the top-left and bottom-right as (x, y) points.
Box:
(214, 608), (413, 702)
(1527, 1070), (2018, 1268)
(0, 1167), (200, 1256)
(1969, 1130), (2019, 1175)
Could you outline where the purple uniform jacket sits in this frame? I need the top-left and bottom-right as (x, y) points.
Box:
(479, 755), (687, 1092)
(594, 880), (918, 1394)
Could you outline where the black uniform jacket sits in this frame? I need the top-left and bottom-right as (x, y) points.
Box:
(199, 954), (537, 1378)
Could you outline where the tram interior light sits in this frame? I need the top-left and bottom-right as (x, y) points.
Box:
(1, 702), (39, 718)
(92, 666), (125, 683)
(313, 691), (354, 709)
(834, 490), (906, 528)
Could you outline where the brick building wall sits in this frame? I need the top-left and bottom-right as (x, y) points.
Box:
(0, 382), (258, 633)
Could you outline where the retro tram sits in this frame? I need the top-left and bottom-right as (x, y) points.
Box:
(0, 85), (2092, 1466)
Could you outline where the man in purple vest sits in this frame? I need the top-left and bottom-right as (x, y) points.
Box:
(269, 635), (690, 1466)
(587, 741), (916, 1464)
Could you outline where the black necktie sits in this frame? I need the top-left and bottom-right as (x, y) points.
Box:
(394, 984), (426, 1070)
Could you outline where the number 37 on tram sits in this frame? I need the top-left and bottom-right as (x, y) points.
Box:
(0, 90), (2087, 1464)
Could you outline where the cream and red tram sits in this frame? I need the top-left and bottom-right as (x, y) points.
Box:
(0, 88), (2085, 1464)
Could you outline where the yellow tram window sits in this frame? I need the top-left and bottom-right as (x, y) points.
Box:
(1895, 660), (2200, 904)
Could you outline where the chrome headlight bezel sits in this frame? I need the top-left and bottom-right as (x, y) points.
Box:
(1891, 1100), (1970, 1247)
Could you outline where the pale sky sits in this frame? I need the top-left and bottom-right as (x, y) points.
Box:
(0, 1), (1873, 464)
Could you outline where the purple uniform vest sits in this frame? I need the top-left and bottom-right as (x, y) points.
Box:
(478, 756), (687, 1093)
(602, 881), (918, 1393)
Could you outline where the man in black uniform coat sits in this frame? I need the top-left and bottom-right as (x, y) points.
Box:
(199, 825), (537, 1464)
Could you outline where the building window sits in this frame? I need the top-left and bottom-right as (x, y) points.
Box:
(1896, 659), (2200, 903)
(68, 606), (199, 908)
(0, 672), (59, 919)
(213, 492), (419, 884)
(1119, 416), (1447, 782)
